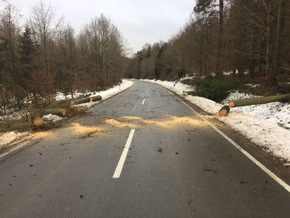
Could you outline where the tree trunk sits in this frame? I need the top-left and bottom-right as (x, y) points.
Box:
(91, 95), (102, 102)
(228, 94), (290, 107)
(71, 95), (102, 105)
(270, 0), (283, 86)
(40, 108), (67, 117)
(32, 108), (68, 127)
(216, 0), (224, 80)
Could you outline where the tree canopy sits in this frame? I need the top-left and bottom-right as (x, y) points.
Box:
(125, 0), (290, 88)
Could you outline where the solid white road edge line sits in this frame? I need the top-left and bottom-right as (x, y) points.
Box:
(113, 129), (135, 179)
(142, 99), (146, 105)
(166, 89), (290, 194)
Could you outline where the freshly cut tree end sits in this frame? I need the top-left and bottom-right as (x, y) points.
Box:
(219, 105), (230, 116)
(228, 100), (235, 107)
(33, 117), (44, 126)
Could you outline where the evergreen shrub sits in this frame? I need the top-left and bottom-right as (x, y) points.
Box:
(193, 76), (229, 102)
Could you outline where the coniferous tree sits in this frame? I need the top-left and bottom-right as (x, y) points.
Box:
(18, 25), (39, 91)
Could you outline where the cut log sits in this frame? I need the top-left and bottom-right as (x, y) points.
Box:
(91, 95), (102, 102)
(41, 108), (67, 117)
(71, 95), (102, 106)
(228, 93), (290, 107)
(219, 105), (230, 116)
(32, 108), (67, 127)
(33, 117), (44, 126)
(71, 97), (90, 105)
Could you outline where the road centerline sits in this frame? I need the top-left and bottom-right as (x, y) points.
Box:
(142, 99), (146, 105)
(113, 129), (135, 179)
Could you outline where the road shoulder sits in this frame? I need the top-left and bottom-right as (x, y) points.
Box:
(167, 88), (290, 187)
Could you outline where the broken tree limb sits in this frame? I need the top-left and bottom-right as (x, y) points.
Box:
(219, 105), (230, 116)
(71, 95), (102, 106)
(228, 93), (290, 107)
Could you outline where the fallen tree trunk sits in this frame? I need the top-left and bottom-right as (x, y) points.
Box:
(32, 108), (67, 127)
(71, 97), (91, 105)
(219, 105), (230, 116)
(91, 95), (102, 102)
(41, 108), (67, 117)
(71, 95), (102, 106)
(228, 93), (290, 107)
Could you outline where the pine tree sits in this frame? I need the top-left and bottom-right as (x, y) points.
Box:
(18, 25), (39, 91)
(19, 26), (38, 65)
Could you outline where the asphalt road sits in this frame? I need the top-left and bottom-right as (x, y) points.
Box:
(0, 80), (290, 218)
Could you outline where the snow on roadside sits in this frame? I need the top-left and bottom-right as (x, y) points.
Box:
(71, 79), (134, 110)
(0, 131), (29, 147)
(223, 92), (290, 130)
(55, 79), (134, 101)
(92, 79), (134, 100)
(146, 79), (290, 164)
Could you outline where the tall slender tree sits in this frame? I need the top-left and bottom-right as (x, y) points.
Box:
(18, 25), (39, 90)
(194, 0), (225, 78)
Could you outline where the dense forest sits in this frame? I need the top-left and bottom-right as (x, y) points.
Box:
(0, 1), (128, 114)
(126, 0), (290, 88)
(1, 0), (290, 115)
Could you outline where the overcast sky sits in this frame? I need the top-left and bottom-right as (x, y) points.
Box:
(4, 0), (195, 54)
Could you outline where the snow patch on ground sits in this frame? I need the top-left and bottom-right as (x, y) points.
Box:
(42, 114), (64, 123)
(94, 79), (134, 100)
(0, 131), (29, 147)
(223, 91), (260, 101)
